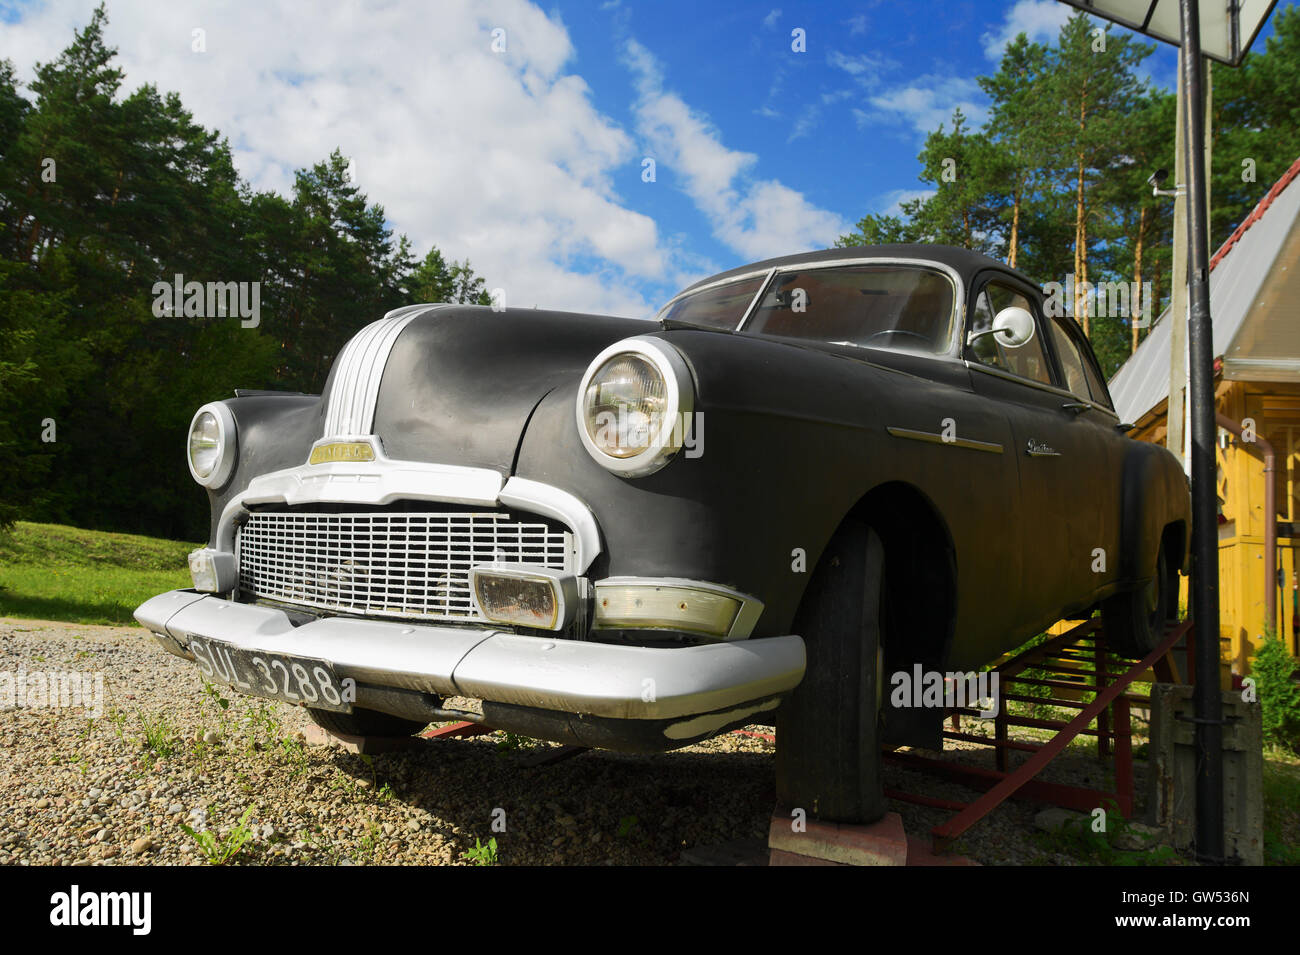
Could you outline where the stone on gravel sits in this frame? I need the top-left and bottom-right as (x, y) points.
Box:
(1034, 808), (1087, 833)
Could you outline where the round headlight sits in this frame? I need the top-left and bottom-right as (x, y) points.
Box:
(576, 337), (694, 478)
(187, 402), (237, 488)
(583, 354), (666, 458)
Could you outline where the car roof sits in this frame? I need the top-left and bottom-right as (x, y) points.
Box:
(677, 244), (1034, 297)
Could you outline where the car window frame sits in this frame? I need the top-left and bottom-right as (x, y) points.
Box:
(737, 261), (961, 356)
(963, 269), (1120, 419)
(963, 271), (1062, 390)
(658, 257), (968, 359)
(1045, 314), (1094, 400)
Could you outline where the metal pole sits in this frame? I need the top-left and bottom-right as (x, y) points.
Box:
(1179, 0), (1226, 864)
(1168, 48), (1187, 462)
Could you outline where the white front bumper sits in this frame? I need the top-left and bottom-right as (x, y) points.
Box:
(135, 590), (806, 721)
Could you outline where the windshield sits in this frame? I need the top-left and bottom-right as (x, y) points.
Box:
(745, 265), (955, 354)
(657, 264), (956, 354)
(656, 274), (766, 330)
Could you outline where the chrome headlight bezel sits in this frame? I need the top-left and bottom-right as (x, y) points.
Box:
(575, 337), (695, 478)
(186, 402), (237, 488)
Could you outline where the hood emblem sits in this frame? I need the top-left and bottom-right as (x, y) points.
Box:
(308, 439), (378, 465)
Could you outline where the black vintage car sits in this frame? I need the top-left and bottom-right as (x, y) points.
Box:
(137, 245), (1189, 823)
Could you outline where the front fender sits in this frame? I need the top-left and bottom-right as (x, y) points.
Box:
(512, 329), (992, 640)
(202, 394), (324, 543)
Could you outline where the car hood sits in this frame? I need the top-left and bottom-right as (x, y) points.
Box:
(355, 305), (648, 473)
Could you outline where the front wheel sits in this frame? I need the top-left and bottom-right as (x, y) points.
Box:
(1102, 543), (1178, 658)
(775, 517), (886, 824)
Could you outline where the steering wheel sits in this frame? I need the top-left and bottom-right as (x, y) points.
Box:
(861, 329), (931, 346)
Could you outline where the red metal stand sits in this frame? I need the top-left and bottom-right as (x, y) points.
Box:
(419, 721), (495, 740)
(883, 618), (1192, 853)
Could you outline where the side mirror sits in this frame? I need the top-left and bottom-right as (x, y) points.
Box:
(968, 306), (1035, 349)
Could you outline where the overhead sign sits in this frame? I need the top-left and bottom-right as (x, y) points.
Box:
(1056, 0), (1278, 64)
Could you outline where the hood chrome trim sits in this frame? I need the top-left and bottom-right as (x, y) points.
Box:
(322, 305), (447, 438)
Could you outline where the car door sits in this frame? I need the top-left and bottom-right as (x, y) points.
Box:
(963, 271), (1105, 628)
(1042, 310), (1126, 596)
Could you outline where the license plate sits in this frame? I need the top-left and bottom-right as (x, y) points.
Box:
(187, 636), (351, 712)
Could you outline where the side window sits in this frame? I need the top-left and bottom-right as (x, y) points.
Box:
(1078, 343), (1113, 409)
(967, 282), (1052, 385)
(1047, 317), (1091, 400)
(1049, 315), (1114, 409)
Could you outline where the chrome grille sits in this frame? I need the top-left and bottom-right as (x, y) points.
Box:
(237, 509), (574, 621)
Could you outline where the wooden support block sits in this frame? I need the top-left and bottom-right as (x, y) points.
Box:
(768, 808), (909, 866)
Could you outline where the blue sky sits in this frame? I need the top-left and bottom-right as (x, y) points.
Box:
(0, 0), (1293, 317)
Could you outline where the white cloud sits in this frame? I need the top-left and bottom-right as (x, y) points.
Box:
(857, 75), (988, 136)
(827, 49), (890, 81)
(873, 188), (936, 217)
(624, 38), (848, 261)
(981, 0), (1073, 60)
(762, 8), (782, 30)
(0, 0), (683, 317)
(787, 107), (821, 143)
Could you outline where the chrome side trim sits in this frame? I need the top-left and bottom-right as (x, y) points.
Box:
(323, 307), (444, 437)
(215, 457), (601, 572)
(135, 591), (806, 721)
(886, 426), (1004, 455)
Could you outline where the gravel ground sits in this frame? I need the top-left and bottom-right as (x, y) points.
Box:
(0, 617), (1176, 866)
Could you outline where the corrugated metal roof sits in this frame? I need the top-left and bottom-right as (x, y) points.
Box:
(1108, 155), (1300, 425)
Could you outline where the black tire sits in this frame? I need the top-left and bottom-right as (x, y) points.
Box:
(1102, 543), (1178, 658)
(306, 707), (428, 738)
(775, 517), (887, 824)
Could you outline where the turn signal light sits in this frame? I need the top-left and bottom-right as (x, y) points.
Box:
(470, 565), (576, 631)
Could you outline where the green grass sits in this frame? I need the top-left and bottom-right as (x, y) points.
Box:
(1263, 752), (1300, 865)
(0, 521), (197, 625)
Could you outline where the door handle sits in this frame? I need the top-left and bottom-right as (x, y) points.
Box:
(1061, 401), (1090, 415)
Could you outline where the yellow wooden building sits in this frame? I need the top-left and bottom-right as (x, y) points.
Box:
(1109, 156), (1300, 681)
